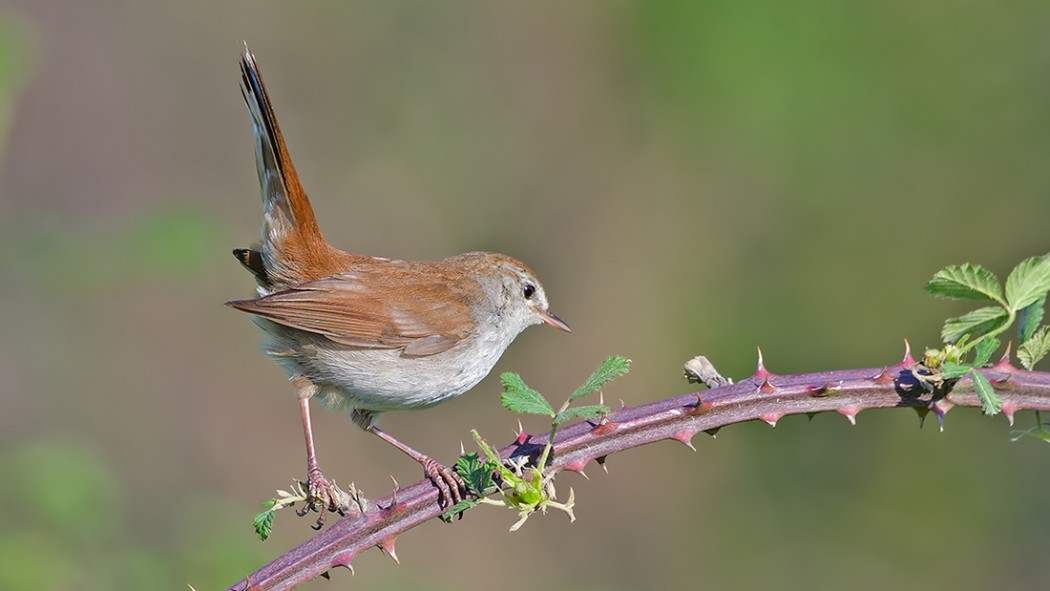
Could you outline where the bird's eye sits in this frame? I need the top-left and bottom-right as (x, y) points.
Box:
(523, 284), (536, 299)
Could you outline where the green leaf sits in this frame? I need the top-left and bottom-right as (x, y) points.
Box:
(925, 264), (1004, 304)
(554, 404), (610, 425)
(253, 509), (275, 541)
(940, 362), (972, 380)
(441, 498), (482, 522)
(454, 453), (496, 495)
(500, 373), (554, 416)
(970, 370), (1001, 416)
(1019, 295), (1046, 343)
(569, 356), (631, 402)
(1005, 254), (1050, 311)
(941, 306), (1009, 343)
(972, 336), (1000, 367)
(1018, 325), (1050, 371)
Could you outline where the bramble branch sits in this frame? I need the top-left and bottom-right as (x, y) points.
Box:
(227, 345), (1050, 591)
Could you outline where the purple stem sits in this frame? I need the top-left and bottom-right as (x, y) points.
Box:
(227, 350), (1050, 591)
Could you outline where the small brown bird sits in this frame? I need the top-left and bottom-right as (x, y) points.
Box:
(227, 46), (569, 515)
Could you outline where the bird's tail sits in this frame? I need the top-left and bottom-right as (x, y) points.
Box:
(238, 45), (335, 288)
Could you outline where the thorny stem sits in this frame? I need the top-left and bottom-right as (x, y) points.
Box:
(227, 351), (1050, 591)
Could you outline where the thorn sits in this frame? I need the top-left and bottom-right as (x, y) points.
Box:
(619, 399), (626, 409)
(378, 537), (399, 564)
(760, 412), (782, 427)
(838, 406), (860, 426)
(758, 376), (776, 394)
(578, 470), (590, 480)
(321, 572), (331, 580)
(704, 427), (721, 438)
(872, 367), (895, 385)
(689, 394), (713, 416)
(672, 429), (698, 451)
(564, 459), (589, 473)
(516, 419), (524, 437)
(808, 382), (835, 397)
(932, 398), (954, 432)
(332, 551), (356, 574)
(1002, 402), (1018, 427)
(460, 440), (466, 455)
(389, 475), (400, 506)
(900, 339), (916, 368)
(805, 412), (817, 421)
(599, 391), (605, 406)
(992, 373), (1013, 386)
(595, 456), (609, 474)
(914, 406), (930, 428)
(753, 347), (771, 380)
(990, 341), (1014, 372)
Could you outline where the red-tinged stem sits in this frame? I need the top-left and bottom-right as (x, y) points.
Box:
(227, 357), (1050, 591)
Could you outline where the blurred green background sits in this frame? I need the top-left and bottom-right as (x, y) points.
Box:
(2, 1), (1049, 590)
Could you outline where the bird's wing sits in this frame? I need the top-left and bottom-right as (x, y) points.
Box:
(226, 269), (475, 356)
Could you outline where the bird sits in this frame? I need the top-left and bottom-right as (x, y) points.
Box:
(227, 46), (570, 519)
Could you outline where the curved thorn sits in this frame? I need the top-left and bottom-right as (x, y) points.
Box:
(672, 429), (697, 451)
(1002, 402), (1018, 427)
(914, 406), (930, 428)
(595, 456), (609, 474)
(838, 406), (860, 426)
(901, 339), (916, 368)
(378, 537), (399, 564)
(754, 347), (769, 380)
(389, 475), (400, 507)
(872, 367), (895, 385)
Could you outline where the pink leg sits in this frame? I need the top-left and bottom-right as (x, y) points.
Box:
(369, 425), (466, 507)
(296, 394), (348, 527)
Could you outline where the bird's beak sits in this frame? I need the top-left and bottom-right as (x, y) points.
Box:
(538, 309), (571, 332)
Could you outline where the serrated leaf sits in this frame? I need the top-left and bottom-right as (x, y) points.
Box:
(554, 404), (610, 425)
(253, 509), (275, 541)
(1018, 325), (1050, 371)
(441, 499), (481, 522)
(569, 356), (631, 402)
(941, 306), (1009, 343)
(970, 370), (1001, 415)
(1005, 254), (1050, 311)
(940, 362), (972, 380)
(500, 373), (554, 416)
(925, 263), (1005, 304)
(972, 336), (1000, 367)
(1019, 295), (1046, 344)
(454, 452), (496, 494)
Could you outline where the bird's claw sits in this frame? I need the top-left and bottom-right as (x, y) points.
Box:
(421, 457), (467, 508)
(297, 468), (351, 529)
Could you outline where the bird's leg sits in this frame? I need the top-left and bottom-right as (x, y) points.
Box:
(353, 410), (466, 507)
(294, 378), (349, 526)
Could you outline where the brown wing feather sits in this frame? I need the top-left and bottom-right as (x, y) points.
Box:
(226, 266), (476, 355)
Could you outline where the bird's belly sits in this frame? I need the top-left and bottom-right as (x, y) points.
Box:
(257, 321), (512, 414)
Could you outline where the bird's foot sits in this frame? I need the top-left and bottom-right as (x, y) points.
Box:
(421, 456), (467, 508)
(297, 467), (351, 529)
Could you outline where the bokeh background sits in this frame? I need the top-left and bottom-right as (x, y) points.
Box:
(2, 2), (1050, 589)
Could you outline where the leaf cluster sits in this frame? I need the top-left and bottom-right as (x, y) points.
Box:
(924, 254), (1050, 413)
(446, 356), (630, 527)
